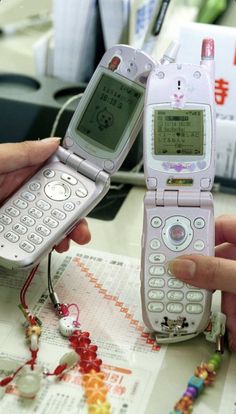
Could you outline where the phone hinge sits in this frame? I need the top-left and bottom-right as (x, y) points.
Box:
(155, 189), (213, 208)
(56, 146), (109, 182)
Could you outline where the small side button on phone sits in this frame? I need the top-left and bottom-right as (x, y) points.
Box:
(61, 173), (78, 185)
(21, 191), (36, 202)
(150, 239), (161, 250)
(29, 181), (41, 191)
(43, 169), (55, 178)
(193, 240), (205, 251)
(151, 217), (162, 228)
(193, 217), (205, 229)
(76, 188), (88, 198)
(63, 202), (75, 212)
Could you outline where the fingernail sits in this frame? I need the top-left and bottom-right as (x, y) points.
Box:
(168, 259), (196, 279)
(42, 137), (61, 143)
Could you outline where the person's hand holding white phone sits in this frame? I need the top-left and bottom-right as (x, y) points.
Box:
(0, 139), (91, 253)
(0, 44), (156, 269)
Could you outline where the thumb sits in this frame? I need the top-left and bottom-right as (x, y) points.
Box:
(0, 138), (60, 173)
(168, 254), (236, 294)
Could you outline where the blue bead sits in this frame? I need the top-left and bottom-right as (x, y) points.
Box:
(188, 375), (204, 395)
(169, 411), (182, 414)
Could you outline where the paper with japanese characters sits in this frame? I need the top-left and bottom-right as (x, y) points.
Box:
(0, 246), (166, 414)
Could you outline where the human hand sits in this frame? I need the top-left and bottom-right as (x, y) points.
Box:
(169, 215), (236, 351)
(0, 139), (91, 252)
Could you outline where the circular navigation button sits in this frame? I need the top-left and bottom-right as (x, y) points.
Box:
(162, 216), (193, 252)
(168, 224), (186, 245)
(44, 181), (71, 201)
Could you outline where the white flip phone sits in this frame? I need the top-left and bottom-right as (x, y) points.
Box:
(0, 45), (156, 269)
(140, 39), (216, 343)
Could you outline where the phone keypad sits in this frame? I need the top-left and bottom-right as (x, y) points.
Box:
(28, 233), (43, 245)
(0, 214), (12, 225)
(21, 215), (35, 227)
(20, 241), (35, 252)
(36, 200), (51, 211)
(14, 199), (28, 209)
(0, 167), (89, 257)
(43, 217), (59, 228)
(148, 278), (165, 288)
(51, 209), (66, 220)
(35, 225), (51, 237)
(149, 265), (165, 276)
(145, 214), (207, 319)
(4, 231), (19, 243)
(13, 223), (27, 235)
(28, 207), (43, 219)
(5, 207), (20, 217)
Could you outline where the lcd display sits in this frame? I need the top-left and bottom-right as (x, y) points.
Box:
(154, 110), (204, 156)
(76, 73), (143, 151)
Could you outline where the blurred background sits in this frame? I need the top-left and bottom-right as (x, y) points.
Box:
(0, 0), (235, 218)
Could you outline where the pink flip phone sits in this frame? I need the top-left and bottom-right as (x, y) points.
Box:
(140, 39), (215, 343)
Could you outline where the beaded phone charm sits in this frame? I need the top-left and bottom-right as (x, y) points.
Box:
(170, 313), (226, 414)
(0, 254), (111, 414)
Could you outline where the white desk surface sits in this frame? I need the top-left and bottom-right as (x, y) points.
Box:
(0, 23), (236, 414)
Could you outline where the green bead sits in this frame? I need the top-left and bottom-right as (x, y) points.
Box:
(212, 353), (222, 363)
(208, 353), (222, 370)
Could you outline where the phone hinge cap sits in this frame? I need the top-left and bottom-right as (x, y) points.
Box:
(155, 189), (213, 208)
(57, 146), (109, 182)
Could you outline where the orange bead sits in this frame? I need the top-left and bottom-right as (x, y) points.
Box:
(82, 371), (106, 387)
(86, 390), (107, 405)
(85, 384), (108, 398)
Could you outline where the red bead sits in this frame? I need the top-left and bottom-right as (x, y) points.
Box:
(79, 359), (102, 373)
(80, 350), (97, 362)
(0, 376), (13, 386)
(54, 363), (68, 375)
(59, 304), (70, 316)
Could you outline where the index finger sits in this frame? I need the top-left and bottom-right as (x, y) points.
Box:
(0, 138), (60, 174)
(215, 215), (236, 246)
